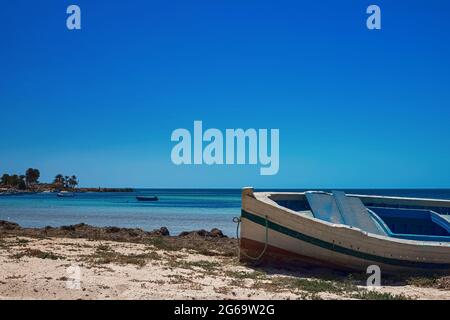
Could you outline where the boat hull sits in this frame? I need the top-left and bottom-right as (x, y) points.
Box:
(240, 188), (450, 274)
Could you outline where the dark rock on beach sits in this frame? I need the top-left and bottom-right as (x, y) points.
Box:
(152, 227), (170, 236)
(0, 220), (236, 257)
(105, 226), (121, 233)
(60, 225), (77, 231)
(0, 221), (21, 230)
(178, 228), (226, 238)
(210, 228), (225, 238)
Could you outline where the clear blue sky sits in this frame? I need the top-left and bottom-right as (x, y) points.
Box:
(1, 1), (450, 188)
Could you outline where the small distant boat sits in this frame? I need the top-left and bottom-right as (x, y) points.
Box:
(57, 191), (74, 198)
(136, 196), (159, 202)
(240, 188), (450, 274)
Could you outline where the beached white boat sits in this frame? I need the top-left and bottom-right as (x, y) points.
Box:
(239, 188), (450, 274)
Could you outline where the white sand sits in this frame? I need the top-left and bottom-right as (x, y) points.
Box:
(0, 236), (448, 300)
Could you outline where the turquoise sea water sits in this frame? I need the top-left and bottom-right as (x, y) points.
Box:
(0, 189), (241, 236)
(1, 189), (450, 236)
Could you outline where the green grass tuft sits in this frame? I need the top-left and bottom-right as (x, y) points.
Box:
(11, 248), (64, 260)
(352, 290), (410, 300)
(83, 245), (161, 267)
(146, 237), (176, 251)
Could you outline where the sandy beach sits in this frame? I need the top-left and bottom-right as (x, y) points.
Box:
(0, 221), (449, 300)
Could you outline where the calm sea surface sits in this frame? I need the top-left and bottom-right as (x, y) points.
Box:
(1, 189), (450, 236)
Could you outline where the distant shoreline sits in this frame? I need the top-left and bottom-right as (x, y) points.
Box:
(0, 187), (134, 195)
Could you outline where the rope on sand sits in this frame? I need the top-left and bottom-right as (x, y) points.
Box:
(233, 215), (269, 261)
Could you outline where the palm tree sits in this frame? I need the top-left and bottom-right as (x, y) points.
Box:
(64, 176), (70, 188)
(25, 168), (40, 187)
(68, 175), (78, 190)
(53, 174), (65, 189)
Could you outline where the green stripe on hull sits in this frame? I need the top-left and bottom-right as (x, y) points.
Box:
(241, 210), (450, 270)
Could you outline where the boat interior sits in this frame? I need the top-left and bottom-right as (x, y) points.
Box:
(269, 191), (450, 242)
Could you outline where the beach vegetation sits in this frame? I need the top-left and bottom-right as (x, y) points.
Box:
(406, 276), (438, 288)
(244, 275), (352, 295)
(224, 269), (410, 300)
(11, 237), (30, 246)
(177, 260), (221, 273)
(406, 275), (450, 290)
(226, 270), (267, 280)
(146, 236), (177, 251)
(10, 248), (65, 260)
(351, 290), (409, 300)
(82, 245), (162, 267)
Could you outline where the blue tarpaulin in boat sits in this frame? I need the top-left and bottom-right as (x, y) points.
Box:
(305, 191), (387, 236)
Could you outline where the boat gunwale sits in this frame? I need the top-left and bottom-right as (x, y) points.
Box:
(258, 191), (450, 206)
